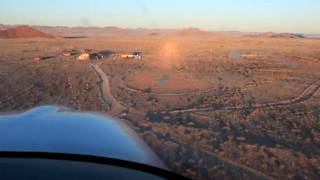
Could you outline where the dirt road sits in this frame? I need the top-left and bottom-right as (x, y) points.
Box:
(91, 61), (320, 115)
(90, 63), (125, 115)
(170, 79), (320, 114)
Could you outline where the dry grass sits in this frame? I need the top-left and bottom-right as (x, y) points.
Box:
(1, 35), (320, 179)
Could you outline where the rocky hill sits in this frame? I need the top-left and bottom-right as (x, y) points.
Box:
(258, 32), (305, 38)
(0, 25), (55, 39)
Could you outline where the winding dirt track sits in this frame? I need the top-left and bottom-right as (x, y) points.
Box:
(91, 62), (320, 115)
(90, 63), (125, 115)
(170, 79), (320, 114)
(123, 83), (217, 96)
(89, 63), (320, 179)
(90, 63), (273, 179)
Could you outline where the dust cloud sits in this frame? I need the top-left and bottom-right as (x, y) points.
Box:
(158, 41), (183, 70)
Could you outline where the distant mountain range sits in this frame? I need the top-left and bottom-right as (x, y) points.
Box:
(0, 24), (319, 38)
(34, 26), (247, 37)
(247, 32), (306, 39)
(0, 24), (247, 37)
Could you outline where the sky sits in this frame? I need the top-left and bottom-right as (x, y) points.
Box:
(0, 0), (319, 33)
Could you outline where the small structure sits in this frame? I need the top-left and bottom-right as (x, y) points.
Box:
(90, 53), (104, 60)
(33, 56), (41, 61)
(119, 52), (142, 60)
(120, 54), (135, 59)
(98, 50), (115, 58)
(63, 52), (72, 57)
(32, 55), (55, 62)
(133, 52), (142, 59)
(77, 53), (90, 61)
(90, 50), (115, 60)
(63, 49), (80, 57)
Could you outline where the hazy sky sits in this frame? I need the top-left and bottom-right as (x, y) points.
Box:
(1, 0), (319, 33)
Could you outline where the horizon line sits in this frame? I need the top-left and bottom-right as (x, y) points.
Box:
(1, 23), (319, 35)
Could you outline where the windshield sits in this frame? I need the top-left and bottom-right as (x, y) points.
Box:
(0, 0), (319, 179)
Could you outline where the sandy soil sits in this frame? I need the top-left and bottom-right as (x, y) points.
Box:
(126, 70), (209, 92)
(1, 35), (320, 179)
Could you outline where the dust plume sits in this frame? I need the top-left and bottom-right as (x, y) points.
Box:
(158, 41), (182, 70)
